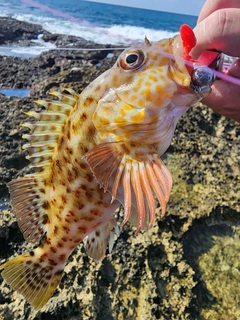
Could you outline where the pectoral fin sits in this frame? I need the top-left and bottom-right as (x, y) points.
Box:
(84, 142), (172, 233)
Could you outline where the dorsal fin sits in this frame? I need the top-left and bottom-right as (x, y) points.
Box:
(8, 89), (78, 244)
(84, 142), (173, 234)
(21, 90), (77, 171)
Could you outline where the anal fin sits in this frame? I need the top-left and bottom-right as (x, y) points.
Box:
(85, 218), (119, 262)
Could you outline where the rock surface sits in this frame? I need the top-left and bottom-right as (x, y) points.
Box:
(0, 17), (239, 320)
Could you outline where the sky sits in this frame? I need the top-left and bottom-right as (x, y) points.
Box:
(85, 0), (206, 16)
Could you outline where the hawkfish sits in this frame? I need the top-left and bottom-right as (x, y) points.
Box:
(0, 25), (220, 310)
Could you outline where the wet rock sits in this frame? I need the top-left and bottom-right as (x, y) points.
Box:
(0, 17), (47, 45)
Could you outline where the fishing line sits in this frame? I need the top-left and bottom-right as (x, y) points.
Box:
(1, 45), (239, 87)
(0, 47), (126, 51)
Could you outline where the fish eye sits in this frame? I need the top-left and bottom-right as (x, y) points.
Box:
(119, 49), (145, 70)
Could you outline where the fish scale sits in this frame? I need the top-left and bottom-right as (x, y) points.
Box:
(0, 24), (215, 310)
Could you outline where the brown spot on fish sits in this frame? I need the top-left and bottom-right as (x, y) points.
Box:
(86, 173), (94, 182)
(83, 214), (95, 222)
(66, 187), (71, 193)
(88, 126), (95, 137)
(67, 131), (70, 140)
(77, 226), (87, 233)
(66, 147), (73, 155)
(46, 238), (51, 245)
(63, 226), (70, 233)
(71, 123), (76, 132)
(57, 241), (63, 248)
(50, 247), (57, 254)
(61, 195), (67, 204)
(63, 155), (70, 164)
(73, 167), (79, 179)
(78, 203), (84, 210)
(29, 251), (35, 257)
(58, 254), (66, 262)
(80, 163), (87, 170)
(48, 259), (57, 266)
(96, 231), (100, 237)
(42, 201), (50, 210)
(81, 112), (88, 121)
(81, 184), (87, 191)
(56, 160), (61, 167)
(67, 170), (73, 181)
(39, 253), (47, 263)
(95, 84), (101, 92)
(42, 214), (50, 224)
(68, 211), (75, 217)
(62, 237), (67, 242)
(85, 190), (93, 201)
(58, 136), (64, 148)
(86, 96), (94, 104)
(91, 209), (102, 217)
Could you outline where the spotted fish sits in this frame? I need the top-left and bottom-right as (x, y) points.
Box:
(0, 25), (216, 310)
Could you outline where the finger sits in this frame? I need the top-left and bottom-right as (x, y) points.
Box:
(227, 58), (240, 78)
(191, 8), (240, 58)
(198, 0), (240, 23)
(201, 63), (240, 122)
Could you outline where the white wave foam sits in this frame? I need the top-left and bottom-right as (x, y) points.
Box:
(0, 34), (56, 58)
(0, 8), (177, 46)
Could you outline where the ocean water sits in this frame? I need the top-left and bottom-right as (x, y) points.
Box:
(0, 0), (197, 50)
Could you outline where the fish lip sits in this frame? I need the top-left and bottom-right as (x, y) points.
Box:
(168, 36), (192, 87)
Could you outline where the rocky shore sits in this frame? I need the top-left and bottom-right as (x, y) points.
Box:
(0, 17), (239, 320)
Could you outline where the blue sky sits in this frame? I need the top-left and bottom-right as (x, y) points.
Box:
(85, 0), (206, 16)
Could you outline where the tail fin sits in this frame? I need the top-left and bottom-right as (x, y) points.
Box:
(0, 251), (64, 310)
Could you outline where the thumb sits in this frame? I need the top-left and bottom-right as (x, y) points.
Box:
(191, 9), (240, 59)
(227, 58), (240, 78)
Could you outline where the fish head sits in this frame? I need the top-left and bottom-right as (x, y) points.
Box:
(113, 24), (216, 109)
(93, 24), (217, 150)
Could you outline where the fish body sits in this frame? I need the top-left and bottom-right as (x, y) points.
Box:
(0, 25), (214, 309)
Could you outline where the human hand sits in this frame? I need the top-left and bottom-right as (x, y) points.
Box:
(191, 0), (240, 122)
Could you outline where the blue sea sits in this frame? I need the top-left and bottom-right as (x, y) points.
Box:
(0, 0), (197, 54)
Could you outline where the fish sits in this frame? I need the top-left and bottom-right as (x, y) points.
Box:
(0, 24), (217, 310)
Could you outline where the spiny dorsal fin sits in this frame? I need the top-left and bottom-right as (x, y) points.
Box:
(84, 142), (173, 234)
(22, 90), (78, 171)
(8, 89), (79, 244)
